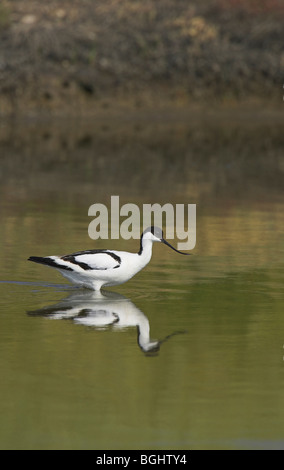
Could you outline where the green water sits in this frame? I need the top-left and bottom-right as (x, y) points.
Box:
(0, 115), (283, 450)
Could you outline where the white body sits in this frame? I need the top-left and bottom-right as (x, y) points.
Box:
(53, 246), (153, 290)
(29, 226), (189, 290)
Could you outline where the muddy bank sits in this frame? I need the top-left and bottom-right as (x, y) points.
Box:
(0, 0), (283, 115)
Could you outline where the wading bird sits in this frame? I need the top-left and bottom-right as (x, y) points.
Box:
(28, 226), (190, 290)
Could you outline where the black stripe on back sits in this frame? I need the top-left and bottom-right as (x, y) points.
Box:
(62, 250), (121, 271)
(28, 256), (74, 271)
(61, 255), (94, 271)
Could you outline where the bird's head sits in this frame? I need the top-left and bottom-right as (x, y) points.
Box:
(141, 226), (191, 255)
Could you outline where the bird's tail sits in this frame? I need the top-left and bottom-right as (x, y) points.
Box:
(28, 256), (74, 272)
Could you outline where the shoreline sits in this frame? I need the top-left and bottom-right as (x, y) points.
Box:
(0, 92), (283, 122)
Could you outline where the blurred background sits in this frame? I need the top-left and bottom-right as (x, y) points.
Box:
(0, 0), (283, 114)
(0, 0), (284, 451)
(0, 0), (283, 212)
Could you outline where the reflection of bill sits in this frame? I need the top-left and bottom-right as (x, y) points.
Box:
(27, 290), (186, 355)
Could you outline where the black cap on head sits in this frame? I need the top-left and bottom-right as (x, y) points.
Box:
(140, 226), (191, 256)
(142, 226), (163, 239)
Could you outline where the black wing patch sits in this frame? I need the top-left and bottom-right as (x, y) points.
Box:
(28, 256), (74, 271)
(62, 250), (121, 271)
(61, 255), (93, 271)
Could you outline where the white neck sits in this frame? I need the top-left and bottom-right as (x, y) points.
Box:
(138, 238), (154, 264)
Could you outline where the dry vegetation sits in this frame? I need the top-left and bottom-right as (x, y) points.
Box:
(0, 0), (283, 114)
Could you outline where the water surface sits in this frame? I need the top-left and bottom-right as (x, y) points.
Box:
(0, 114), (283, 450)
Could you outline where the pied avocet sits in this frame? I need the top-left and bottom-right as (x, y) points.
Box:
(28, 226), (190, 290)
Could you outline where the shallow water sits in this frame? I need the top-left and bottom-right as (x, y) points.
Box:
(0, 114), (283, 450)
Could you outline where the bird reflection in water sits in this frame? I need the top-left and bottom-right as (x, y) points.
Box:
(27, 290), (186, 356)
